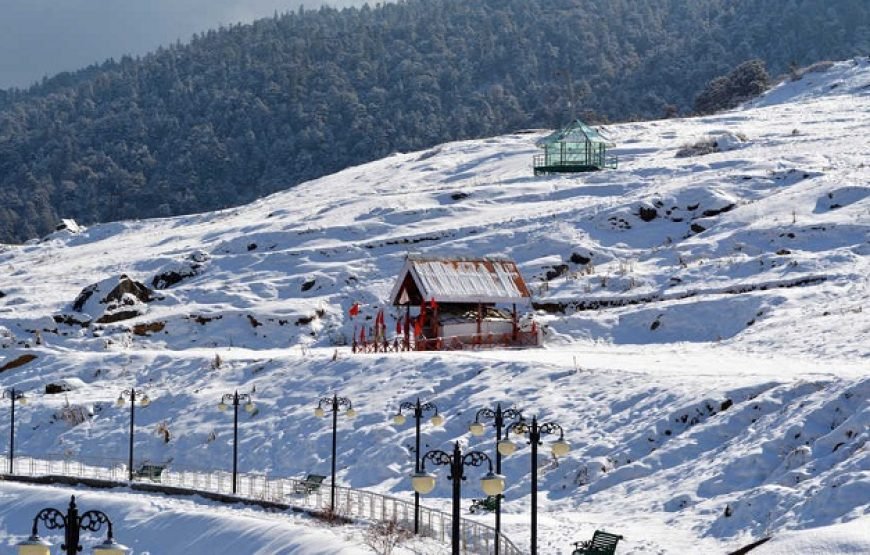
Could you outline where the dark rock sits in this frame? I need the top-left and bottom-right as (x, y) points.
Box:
(638, 205), (658, 222)
(132, 321), (166, 336)
(152, 266), (201, 289)
(72, 284), (99, 312)
(189, 314), (222, 325)
(776, 249), (791, 255)
(95, 310), (142, 324)
(45, 382), (73, 394)
(247, 243), (257, 251)
(720, 399), (733, 411)
(701, 203), (736, 218)
(545, 264), (570, 281)
(451, 192), (471, 201)
(301, 279), (316, 292)
(152, 271), (182, 289)
(53, 314), (91, 327)
(570, 252), (592, 265)
(690, 223), (706, 234)
(0, 290), (5, 298)
(247, 314), (262, 328)
(104, 275), (152, 305)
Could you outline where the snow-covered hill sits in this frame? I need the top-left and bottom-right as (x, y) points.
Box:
(1, 58), (868, 554)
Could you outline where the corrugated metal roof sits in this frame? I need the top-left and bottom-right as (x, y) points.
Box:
(390, 256), (532, 305)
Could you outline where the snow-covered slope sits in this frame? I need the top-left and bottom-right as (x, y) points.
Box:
(0, 58), (868, 554)
(0, 482), (370, 555)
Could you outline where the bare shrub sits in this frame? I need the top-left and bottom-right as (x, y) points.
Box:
(56, 399), (91, 426)
(676, 131), (747, 158)
(676, 137), (718, 158)
(364, 519), (413, 555)
(156, 421), (171, 443)
(310, 507), (353, 527)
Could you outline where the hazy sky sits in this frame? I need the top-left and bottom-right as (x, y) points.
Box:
(0, 0), (368, 90)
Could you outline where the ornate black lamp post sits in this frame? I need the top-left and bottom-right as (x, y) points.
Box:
(314, 393), (356, 511)
(392, 398), (444, 534)
(469, 403), (522, 555)
(499, 415), (571, 555)
(411, 442), (506, 555)
(218, 390), (255, 494)
(16, 495), (129, 555)
(115, 388), (151, 482)
(2, 387), (27, 475)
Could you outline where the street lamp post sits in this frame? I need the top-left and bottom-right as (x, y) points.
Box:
(115, 388), (151, 482)
(218, 390), (255, 494)
(2, 387), (27, 475)
(499, 415), (571, 555)
(16, 495), (129, 555)
(411, 442), (506, 555)
(315, 393), (356, 511)
(469, 403), (522, 555)
(392, 398), (444, 534)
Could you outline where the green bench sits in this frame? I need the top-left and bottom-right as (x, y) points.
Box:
(293, 474), (326, 494)
(469, 495), (499, 514)
(133, 463), (166, 482)
(572, 530), (624, 555)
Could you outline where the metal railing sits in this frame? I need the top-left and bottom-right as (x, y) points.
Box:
(532, 153), (617, 171)
(2, 454), (523, 555)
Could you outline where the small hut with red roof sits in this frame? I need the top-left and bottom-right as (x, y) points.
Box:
(386, 255), (540, 351)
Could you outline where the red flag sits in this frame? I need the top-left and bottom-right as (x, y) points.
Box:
(348, 302), (360, 317)
(430, 297), (438, 310)
(414, 318), (422, 337)
(396, 316), (403, 335)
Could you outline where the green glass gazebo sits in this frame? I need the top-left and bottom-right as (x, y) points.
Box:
(533, 119), (617, 175)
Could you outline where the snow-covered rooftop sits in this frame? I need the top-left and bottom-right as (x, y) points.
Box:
(389, 256), (532, 305)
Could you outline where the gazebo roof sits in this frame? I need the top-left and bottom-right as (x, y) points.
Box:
(389, 256), (532, 305)
(536, 119), (615, 147)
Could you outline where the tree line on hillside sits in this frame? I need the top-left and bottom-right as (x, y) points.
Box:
(0, 0), (867, 243)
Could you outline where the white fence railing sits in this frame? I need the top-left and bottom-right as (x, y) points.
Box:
(2, 454), (523, 555)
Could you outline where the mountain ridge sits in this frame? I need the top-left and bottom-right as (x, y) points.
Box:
(1, 0), (868, 243)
